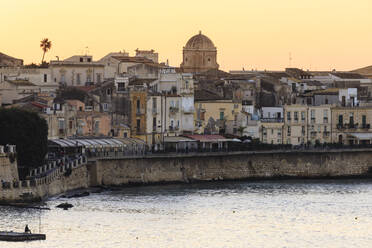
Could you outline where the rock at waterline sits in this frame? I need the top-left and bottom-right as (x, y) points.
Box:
(56, 203), (74, 210)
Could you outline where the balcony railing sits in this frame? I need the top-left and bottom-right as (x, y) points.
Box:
(261, 118), (284, 123)
(169, 126), (179, 132)
(169, 107), (179, 114)
(136, 109), (145, 115)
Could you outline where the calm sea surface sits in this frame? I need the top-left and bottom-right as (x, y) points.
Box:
(1, 179), (372, 248)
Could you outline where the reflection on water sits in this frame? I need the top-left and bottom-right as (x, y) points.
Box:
(1, 179), (372, 248)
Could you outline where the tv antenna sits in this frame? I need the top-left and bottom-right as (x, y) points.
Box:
(85, 46), (89, 56)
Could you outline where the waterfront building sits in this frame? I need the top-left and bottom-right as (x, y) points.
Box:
(260, 107), (284, 144)
(129, 89), (147, 141)
(180, 31), (219, 73)
(307, 105), (332, 144)
(331, 106), (372, 145)
(260, 121), (284, 144)
(195, 89), (241, 135)
(283, 105), (308, 145)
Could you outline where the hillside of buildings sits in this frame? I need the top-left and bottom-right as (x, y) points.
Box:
(1, 32), (372, 175)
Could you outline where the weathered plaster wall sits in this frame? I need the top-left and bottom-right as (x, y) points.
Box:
(91, 150), (372, 186)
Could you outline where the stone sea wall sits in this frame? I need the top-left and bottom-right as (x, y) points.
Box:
(0, 158), (89, 204)
(90, 149), (372, 186)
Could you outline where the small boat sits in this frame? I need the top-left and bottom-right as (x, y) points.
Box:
(0, 231), (46, 242)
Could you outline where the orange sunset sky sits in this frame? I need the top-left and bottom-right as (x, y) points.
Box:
(1, 0), (372, 71)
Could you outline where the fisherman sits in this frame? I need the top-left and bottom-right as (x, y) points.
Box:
(24, 225), (31, 234)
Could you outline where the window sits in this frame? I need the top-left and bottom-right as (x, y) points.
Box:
(323, 109), (328, 123)
(87, 74), (92, 83)
(136, 119), (141, 132)
(43, 74), (47, 83)
(76, 74), (81, 84)
(87, 58), (92, 62)
(220, 111), (224, 120)
(69, 120), (73, 129)
(301, 111), (305, 121)
(294, 112), (298, 121)
(94, 121), (100, 134)
(106, 88), (112, 95)
(80, 58), (83, 62)
(123, 132), (128, 138)
(311, 109), (315, 123)
(97, 73), (101, 83)
(103, 103), (109, 111)
(153, 117), (156, 131)
(287, 126), (291, 136)
(349, 113), (354, 127)
(287, 111), (291, 121)
(60, 74), (65, 83)
(338, 115), (343, 125)
(118, 83), (125, 92)
(152, 98), (157, 112)
(136, 99), (140, 114)
(362, 115), (367, 128)
(302, 126), (305, 135)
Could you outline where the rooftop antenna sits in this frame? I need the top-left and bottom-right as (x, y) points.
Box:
(85, 46), (89, 56)
(289, 52), (292, 67)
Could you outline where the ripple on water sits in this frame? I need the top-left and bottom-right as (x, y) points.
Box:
(1, 179), (372, 248)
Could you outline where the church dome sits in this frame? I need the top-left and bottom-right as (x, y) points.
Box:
(185, 31), (216, 50)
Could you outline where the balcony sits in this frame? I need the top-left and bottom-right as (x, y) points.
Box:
(310, 131), (317, 137)
(261, 118), (284, 123)
(323, 131), (330, 137)
(169, 107), (179, 114)
(361, 124), (370, 129)
(311, 118), (315, 124)
(323, 118), (328, 124)
(136, 109), (145, 115)
(168, 126), (179, 132)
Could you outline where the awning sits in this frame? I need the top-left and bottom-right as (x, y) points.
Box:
(347, 133), (372, 140)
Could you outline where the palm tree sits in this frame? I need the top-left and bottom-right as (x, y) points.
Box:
(40, 38), (52, 63)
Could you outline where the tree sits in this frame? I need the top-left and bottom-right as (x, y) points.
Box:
(0, 108), (48, 177)
(58, 87), (88, 102)
(40, 38), (52, 64)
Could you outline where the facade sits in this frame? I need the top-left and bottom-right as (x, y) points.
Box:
(283, 105), (308, 145)
(195, 99), (241, 135)
(307, 105), (332, 144)
(135, 49), (159, 63)
(261, 122), (284, 144)
(50, 55), (104, 86)
(129, 90), (147, 141)
(180, 31), (219, 73)
(98, 51), (129, 79)
(331, 107), (372, 145)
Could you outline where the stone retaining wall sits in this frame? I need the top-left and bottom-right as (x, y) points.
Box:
(90, 149), (372, 186)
